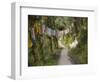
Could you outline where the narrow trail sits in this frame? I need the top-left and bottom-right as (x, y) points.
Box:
(58, 48), (72, 65)
(58, 38), (73, 65)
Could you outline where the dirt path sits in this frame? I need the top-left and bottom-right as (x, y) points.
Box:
(57, 36), (73, 65)
(58, 48), (72, 65)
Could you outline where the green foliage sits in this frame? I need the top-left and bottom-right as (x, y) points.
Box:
(28, 34), (61, 66)
(69, 43), (88, 64)
(68, 18), (88, 64)
(28, 15), (88, 66)
(63, 33), (74, 47)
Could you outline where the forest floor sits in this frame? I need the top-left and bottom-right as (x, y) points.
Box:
(58, 38), (73, 65)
